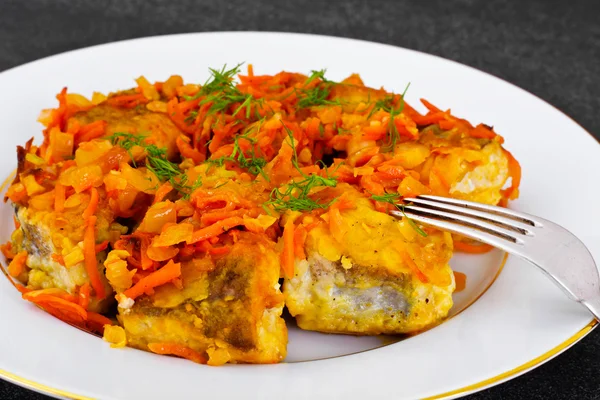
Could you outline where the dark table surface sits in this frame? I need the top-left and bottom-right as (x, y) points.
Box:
(1, 0), (599, 398)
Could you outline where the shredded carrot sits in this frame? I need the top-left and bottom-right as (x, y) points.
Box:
(51, 253), (65, 266)
(75, 120), (107, 146)
(153, 182), (174, 204)
(147, 342), (207, 364)
(13, 216), (20, 230)
(200, 209), (248, 225)
(23, 288), (78, 303)
(293, 225), (307, 260)
(401, 252), (429, 283)
(1, 242), (15, 259)
(208, 246), (230, 256)
(453, 241), (494, 254)
(15, 284), (30, 294)
(8, 251), (28, 278)
(83, 187), (99, 219)
(83, 216), (106, 299)
(105, 93), (148, 108)
(86, 312), (113, 334)
(188, 217), (244, 244)
(95, 240), (109, 253)
(123, 260), (181, 300)
(470, 123), (497, 139)
(281, 220), (295, 278)
(328, 207), (346, 239)
(176, 135), (204, 164)
(78, 283), (91, 310)
(23, 293), (88, 325)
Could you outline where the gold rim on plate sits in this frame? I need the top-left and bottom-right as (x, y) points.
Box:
(1, 320), (595, 400)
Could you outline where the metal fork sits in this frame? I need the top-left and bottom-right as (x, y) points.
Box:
(390, 195), (600, 321)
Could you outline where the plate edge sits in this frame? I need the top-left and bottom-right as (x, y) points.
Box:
(421, 319), (598, 400)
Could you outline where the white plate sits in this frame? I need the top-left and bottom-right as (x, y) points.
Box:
(0, 32), (598, 400)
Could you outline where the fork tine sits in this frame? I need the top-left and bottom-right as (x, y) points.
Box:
(411, 195), (540, 227)
(399, 205), (525, 243)
(402, 197), (535, 235)
(392, 209), (524, 255)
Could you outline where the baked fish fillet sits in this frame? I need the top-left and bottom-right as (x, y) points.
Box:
(117, 232), (287, 365)
(284, 187), (455, 334)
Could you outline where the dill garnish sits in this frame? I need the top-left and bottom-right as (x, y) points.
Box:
(105, 132), (145, 167)
(369, 192), (427, 237)
(205, 131), (269, 180)
(296, 69), (342, 108)
(265, 123), (338, 212)
(106, 132), (202, 199)
(367, 83), (411, 152)
(185, 63), (264, 120)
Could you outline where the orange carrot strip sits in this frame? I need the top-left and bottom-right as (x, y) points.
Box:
(470, 123), (497, 139)
(95, 240), (109, 253)
(328, 207), (345, 239)
(176, 136), (204, 164)
(200, 209), (248, 225)
(24, 293), (88, 325)
(153, 182), (174, 204)
(420, 98), (442, 113)
(208, 246), (230, 256)
(453, 241), (494, 254)
(188, 217), (245, 244)
(8, 251), (28, 277)
(13, 216), (20, 229)
(78, 283), (91, 310)
(86, 312), (113, 334)
(75, 120), (107, 146)
(334, 193), (356, 211)
(83, 216), (105, 299)
(293, 225), (307, 260)
(54, 183), (66, 213)
(280, 220), (295, 278)
(51, 253), (65, 266)
(23, 288), (78, 302)
(147, 343), (207, 364)
(1, 242), (15, 259)
(15, 284), (30, 294)
(401, 252), (429, 283)
(123, 260), (181, 300)
(105, 93), (148, 108)
(82, 187), (99, 219)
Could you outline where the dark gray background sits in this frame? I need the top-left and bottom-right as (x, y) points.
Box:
(0, 0), (598, 398)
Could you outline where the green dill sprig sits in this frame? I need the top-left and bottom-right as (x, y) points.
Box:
(172, 174), (203, 200)
(296, 69), (343, 108)
(367, 83), (411, 152)
(369, 192), (427, 237)
(205, 131), (269, 180)
(106, 132), (202, 199)
(105, 132), (146, 167)
(184, 63), (265, 120)
(266, 174), (338, 212)
(264, 123), (338, 212)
